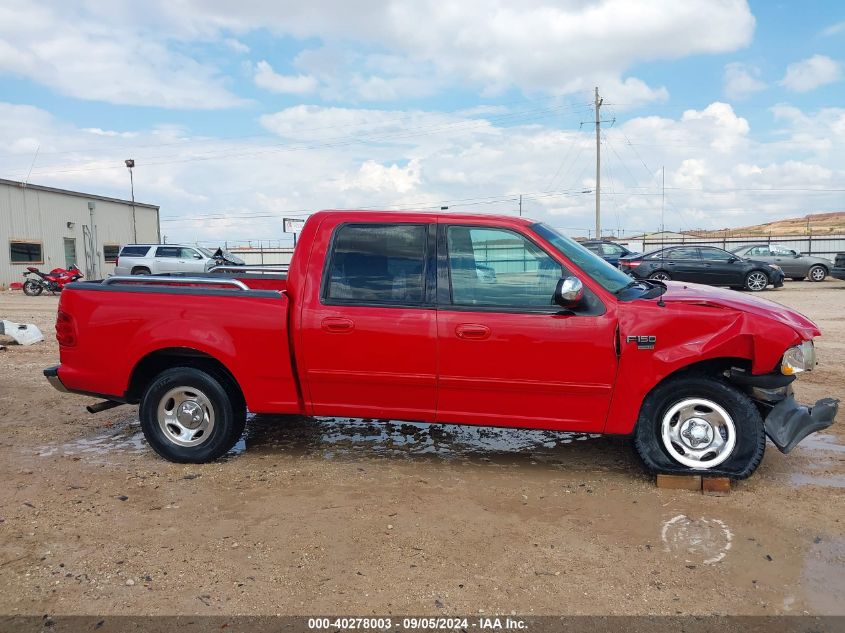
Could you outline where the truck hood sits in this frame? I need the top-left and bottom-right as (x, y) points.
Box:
(658, 281), (820, 339)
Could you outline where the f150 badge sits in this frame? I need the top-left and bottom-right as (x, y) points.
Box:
(627, 335), (656, 350)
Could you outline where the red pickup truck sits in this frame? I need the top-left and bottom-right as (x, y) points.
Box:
(45, 211), (837, 478)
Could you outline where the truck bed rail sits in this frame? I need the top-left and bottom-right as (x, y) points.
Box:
(102, 276), (250, 290)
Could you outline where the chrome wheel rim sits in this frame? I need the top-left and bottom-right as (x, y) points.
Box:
(746, 272), (767, 291)
(660, 398), (736, 469)
(810, 267), (825, 281)
(650, 272), (670, 281)
(157, 386), (215, 447)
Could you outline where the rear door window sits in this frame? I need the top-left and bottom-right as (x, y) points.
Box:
(667, 247), (700, 260)
(155, 247), (181, 258)
(325, 224), (428, 305)
(119, 246), (151, 257)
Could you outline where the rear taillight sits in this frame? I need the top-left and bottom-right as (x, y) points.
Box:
(55, 310), (77, 347)
(620, 260), (641, 267)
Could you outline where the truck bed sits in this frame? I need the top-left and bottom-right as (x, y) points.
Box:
(55, 276), (300, 414)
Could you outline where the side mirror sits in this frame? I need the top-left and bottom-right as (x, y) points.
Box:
(790, 250), (799, 257)
(193, 253), (203, 259)
(728, 256), (738, 263)
(554, 276), (584, 309)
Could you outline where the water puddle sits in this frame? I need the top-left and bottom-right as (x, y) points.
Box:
(231, 415), (604, 463)
(36, 414), (606, 465)
(789, 433), (845, 488)
(801, 536), (845, 614)
(790, 473), (845, 488)
(797, 433), (845, 454)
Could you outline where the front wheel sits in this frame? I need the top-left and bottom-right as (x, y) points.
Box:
(634, 375), (766, 479)
(744, 270), (769, 292)
(648, 271), (671, 281)
(808, 265), (827, 282)
(139, 367), (246, 463)
(22, 280), (43, 296)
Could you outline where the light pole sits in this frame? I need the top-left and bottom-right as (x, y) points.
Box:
(125, 159), (137, 242)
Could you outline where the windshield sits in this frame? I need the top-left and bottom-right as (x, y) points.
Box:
(197, 247), (215, 258)
(531, 223), (634, 293)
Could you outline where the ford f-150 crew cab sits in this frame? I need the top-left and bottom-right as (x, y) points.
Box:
(45, 211), (839, 478)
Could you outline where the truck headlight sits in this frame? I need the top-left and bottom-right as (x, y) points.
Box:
(781, 340), (815, 375)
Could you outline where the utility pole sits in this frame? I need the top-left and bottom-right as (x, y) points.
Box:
(518, 194), (523, 217)
(594, 86), (603, 239)
(125, 159), (137, 243)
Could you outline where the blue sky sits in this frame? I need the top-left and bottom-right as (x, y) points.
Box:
(0, 0), (843, 242)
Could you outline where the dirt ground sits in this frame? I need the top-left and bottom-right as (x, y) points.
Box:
(0, 281), (843, 617)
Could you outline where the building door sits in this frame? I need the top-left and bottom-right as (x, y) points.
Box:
(63, 238), (77, 269)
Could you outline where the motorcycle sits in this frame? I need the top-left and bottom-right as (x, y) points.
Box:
(22, 265), (83, 296)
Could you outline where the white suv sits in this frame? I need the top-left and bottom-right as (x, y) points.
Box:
(114, 245), (221, 276)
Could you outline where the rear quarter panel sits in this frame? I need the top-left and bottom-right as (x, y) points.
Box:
(57, 286), (300, 414)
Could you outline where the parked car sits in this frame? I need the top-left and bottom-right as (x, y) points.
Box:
(45, 210), (836, 479)
(619, 245), (784, 291)
(581, 240), (640, 267)
(113, 244), (244, 276)
(832, 253), (845, 281)
(729, 244), (832, 282)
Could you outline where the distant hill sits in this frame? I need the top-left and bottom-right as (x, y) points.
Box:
(687, 212), (845, 237)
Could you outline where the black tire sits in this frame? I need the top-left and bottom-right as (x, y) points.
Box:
(808, 265), (827, 282)
(139, 367), (246, 463)
(634, 374), (766, 479)
(22, 280), (43, 296)
(132, 267), (151, 276)
(648, 271), (671, 281)
(744, 269), (769, 292)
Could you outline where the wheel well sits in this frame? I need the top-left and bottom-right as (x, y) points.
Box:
(810, 263), (828, 272)
(645, 357), (752, 401)
(131, 265), (151, 274)
(126, 347), (244, 407)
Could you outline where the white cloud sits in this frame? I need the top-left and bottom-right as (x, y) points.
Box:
(723, 62), (767, 99)
(780, 55), (842, 92)
(112, 0), (756, 103)
(820, 21), (845, 37)
(0, 2), (246, 109)
(253, 61), (319, 95)
(2, 98), (843, 243)
(223, 38), (250, 54)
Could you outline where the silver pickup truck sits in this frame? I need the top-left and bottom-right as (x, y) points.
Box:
(114, 245), (244, 276)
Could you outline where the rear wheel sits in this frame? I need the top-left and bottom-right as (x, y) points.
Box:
(808, 265), (827, 282)
(139, 367), (246, 463)
(744, 270), (769, 291)
(131, 267), (151, 276)
(634, 375), (765, 479)
(648, 271), (671, 281)
(22, 280), (43, 296)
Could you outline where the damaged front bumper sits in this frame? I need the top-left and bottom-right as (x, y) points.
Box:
(763, 395), (838, 453)
(729, 368), (838, 453)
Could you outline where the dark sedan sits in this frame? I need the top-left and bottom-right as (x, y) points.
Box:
(581, 240), (640, 267)
(619, 245), (785, 291)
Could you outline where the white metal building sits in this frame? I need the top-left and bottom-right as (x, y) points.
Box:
(0, 178), (159, 289)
